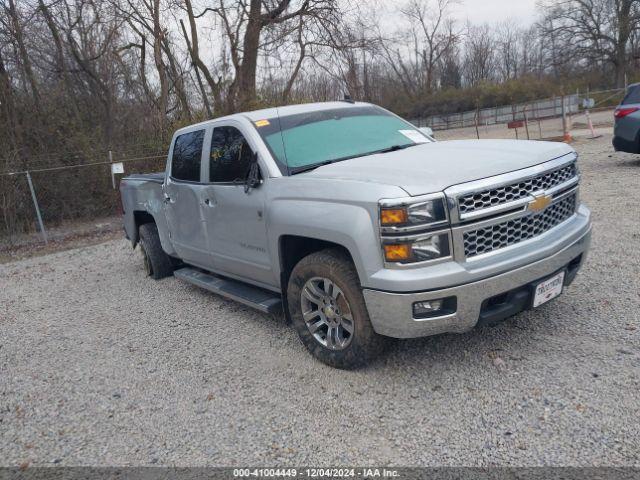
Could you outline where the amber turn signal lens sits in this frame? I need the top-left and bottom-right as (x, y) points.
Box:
(380, 208), (408, 226)
(383, 244), (412, 262)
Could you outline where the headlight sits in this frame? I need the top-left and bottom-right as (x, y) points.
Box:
(379, 194), (451, 265)
(407, 201), (446, 224)
(380, 197), (447, 230)
(383, 232), (451, 264)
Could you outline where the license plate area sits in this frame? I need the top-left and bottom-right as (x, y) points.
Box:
(532, 271), (566, 308)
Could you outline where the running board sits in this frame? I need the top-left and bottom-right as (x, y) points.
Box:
(174, 267), (282, 314)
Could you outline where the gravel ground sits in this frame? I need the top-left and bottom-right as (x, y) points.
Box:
(1, 134), (639, 467)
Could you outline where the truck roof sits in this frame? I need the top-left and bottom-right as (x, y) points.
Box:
(174, 101), (372, 135)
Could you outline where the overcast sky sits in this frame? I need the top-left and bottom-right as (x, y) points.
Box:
(373, 0), (541, 34)
(452, 0), (538, 25)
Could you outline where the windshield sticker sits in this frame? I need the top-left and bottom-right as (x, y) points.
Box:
(255, 119), (271, 127)
(399, 129), (429, 144)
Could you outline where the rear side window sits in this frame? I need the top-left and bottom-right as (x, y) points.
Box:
(171, 130), (205, 182)
(209, 126), (254, 183)
(622, 86), (640, 105)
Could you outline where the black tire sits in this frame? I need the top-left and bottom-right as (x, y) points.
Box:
(287, 249), (390, 369)
(139, 223), (174, 280)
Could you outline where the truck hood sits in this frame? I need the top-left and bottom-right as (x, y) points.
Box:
(304, 139), (575, 196)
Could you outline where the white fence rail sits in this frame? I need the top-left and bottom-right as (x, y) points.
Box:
(412, 94), (582, 130)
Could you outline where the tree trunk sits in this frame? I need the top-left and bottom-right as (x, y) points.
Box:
(180, 2), (223, 113)
(66, 25), (113, 146)
(39, 0), (78, 117)
(152, 0), (168, 135)
(0, 48), (19, 151)
(7, 0), (40, 105)
(615, 0), (633, 88)
(162, 37), (192, 121)
(139, 35), (152, 101)
(282, 24), (306, 102)
(237, 0), (263, 111)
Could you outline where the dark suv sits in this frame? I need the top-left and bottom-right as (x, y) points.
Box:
(614, 83), (640, 153)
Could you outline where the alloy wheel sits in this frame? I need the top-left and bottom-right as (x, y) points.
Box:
(300, 277), (354, 350)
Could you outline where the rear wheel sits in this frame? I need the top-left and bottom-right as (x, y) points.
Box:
(287, 249), (390, 369)
(139, 223), (174, 280)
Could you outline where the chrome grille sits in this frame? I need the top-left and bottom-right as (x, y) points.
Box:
(459, 163), (577, 215)
(463, 194), (577, 258)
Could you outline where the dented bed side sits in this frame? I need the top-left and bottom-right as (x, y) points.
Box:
(119, 174), (178, 257)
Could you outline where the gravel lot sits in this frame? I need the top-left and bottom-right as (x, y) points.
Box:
(1, 133), (639, 467)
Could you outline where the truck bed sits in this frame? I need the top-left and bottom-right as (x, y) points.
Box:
(123, 172), (164, 183)
(120, 173), (168, 249)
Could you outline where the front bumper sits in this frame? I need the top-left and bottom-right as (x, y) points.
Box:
(363, 224), (591, 339)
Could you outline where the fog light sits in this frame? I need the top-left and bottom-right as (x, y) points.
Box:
(412, 297), (457, 319)
(413, 299), (444, 316)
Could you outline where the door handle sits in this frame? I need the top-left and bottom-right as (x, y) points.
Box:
(204, 198), (216, 207)
(164, 195), (174, 204)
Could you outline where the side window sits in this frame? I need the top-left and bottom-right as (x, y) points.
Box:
(209, 126), (254, 183)
(623, 86), (640, 105)
(171, 130), (205, 182)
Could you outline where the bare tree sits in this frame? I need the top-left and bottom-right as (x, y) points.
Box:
(495, 21), (521, 82)
(400, 0), (459, 93)
(61, 0), (125, 145)
(180, 0), (224, 113)
(3, 0), (40, 104)
(463, 23), (495, 86)
(180, 0), (342, 113)
(519, 24), (546, 78)
(0, 45), (18, 150)
(541, 0), (640, 87)
(438, 41), (461, 88)
(115, 0), (193, 132)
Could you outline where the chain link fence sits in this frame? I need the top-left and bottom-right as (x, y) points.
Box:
(412, 94), (581, 131)
(419, 115), (564, 142)
(420, 108), (615, 143)
(412, 89), (622, 142)
(0, 150), (167, 250)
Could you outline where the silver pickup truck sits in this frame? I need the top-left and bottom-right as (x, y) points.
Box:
(120, 101), (592, 369)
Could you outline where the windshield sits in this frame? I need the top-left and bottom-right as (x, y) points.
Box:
(252, 106), (431, 174)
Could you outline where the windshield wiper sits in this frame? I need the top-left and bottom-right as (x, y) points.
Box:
(290, 160), (338, 175)
(289, 143), (419, 175)
(377, 143), (418, 154)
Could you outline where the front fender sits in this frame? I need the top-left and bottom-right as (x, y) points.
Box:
(267, 198), (384, 287)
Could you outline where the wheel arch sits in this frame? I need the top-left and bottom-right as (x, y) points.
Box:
(278, 235), (357, 288)
(278, 235), (361, 324)
(130, 210), (156, 247)
(129, 210), (177, 258)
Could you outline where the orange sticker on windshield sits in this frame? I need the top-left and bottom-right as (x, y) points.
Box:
(255, 119), (270, 127)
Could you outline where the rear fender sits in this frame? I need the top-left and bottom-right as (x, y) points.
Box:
(121, 180), (177, 257)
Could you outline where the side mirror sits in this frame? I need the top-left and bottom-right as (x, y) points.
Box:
(244, 152), (262, 194)
(419, 127), (435, 139)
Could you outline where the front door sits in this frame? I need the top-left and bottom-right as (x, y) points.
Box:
(201, 124), (274, 287)
(163, 128), (210, 267)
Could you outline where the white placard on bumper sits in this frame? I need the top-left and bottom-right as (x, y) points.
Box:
(533, 271), (565, 308)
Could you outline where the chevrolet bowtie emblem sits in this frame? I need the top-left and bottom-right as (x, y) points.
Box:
(528, 194), (552, 213)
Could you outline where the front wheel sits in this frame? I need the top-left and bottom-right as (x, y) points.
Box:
(287, 249), (390, 369)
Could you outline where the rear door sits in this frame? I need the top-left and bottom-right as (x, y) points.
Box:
(163, 128), (211, 267)
(200, 122), (274, 287)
